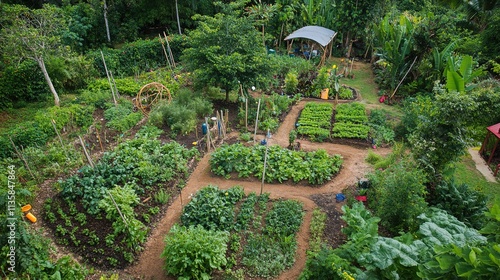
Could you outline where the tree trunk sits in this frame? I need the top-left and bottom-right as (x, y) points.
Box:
(104, 0), (111, 42)
(175, 0), (182, 35)
(37, 57), (60, 107)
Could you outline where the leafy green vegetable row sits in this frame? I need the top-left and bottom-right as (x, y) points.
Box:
(297, 102), (333, 141)
(332, 102), (370, 139)
(210, 143), (342, 185)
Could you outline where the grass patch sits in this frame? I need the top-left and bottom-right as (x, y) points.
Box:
(452, 153), (500, 203)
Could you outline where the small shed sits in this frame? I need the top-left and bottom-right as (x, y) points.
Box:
(479, 122), (500, 174)
(284, 26), (337, 66)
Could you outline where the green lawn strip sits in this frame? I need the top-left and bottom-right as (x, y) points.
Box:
(453, 152), (500, 203)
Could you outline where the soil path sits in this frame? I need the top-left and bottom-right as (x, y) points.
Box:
(127, 100), (391, 280)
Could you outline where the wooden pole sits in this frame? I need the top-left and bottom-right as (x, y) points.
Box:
(78, 136), (94, 168)
(100, 50), (117, 105)
(9, 137), (36, 181)
(390, 56), (418, 99)
(245, 97), (248, 131)
(109, 70), (119, 99)
(163, 32), (176, 68)
(205, 118), (210, 152)
(253, 99), (261, 143)
(159, 34), (173, 70)
(51, 119), (68, 159)
(260, 138), (269, 195)
(95, 126), (105, 152)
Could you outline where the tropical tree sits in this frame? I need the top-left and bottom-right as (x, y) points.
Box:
(373, 14), (416, 95)
(181, 0), (271, 102)
(1, 4), (72, 107)
(245, 0), (278, 48)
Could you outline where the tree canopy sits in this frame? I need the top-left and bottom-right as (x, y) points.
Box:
(181, 0), (272, 101)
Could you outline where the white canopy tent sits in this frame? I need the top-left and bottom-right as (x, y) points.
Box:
(284, 26), (337, 65)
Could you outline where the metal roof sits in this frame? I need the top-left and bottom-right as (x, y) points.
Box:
(284, 26), (337, 47)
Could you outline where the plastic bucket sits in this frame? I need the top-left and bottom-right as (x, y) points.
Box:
(320, 88), (329, 100)
(21, 204), (32, 212)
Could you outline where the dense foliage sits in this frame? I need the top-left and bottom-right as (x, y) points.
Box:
(368, 157), (428, 234)
(210, 143), (343, 184)
(42, 129), (199, 268)
(148, 88), (213, 136)
(300, 202), (490, 280)
(60, 131), (198, 215)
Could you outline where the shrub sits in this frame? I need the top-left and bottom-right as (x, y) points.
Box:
(78, 89), (111, 109)
(284, 71), (299, 94)
(104, 102), (143, 132)
(428, 179), (487, 229)
(148, 88), (213, 135)
(368, 157), (428, 234)
(311, 67), (330, 97)
(181, 185), (244, 231)
(161, 225), (229, 279)
(0, 60), (47, 108)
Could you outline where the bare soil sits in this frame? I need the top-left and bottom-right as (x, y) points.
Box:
(122, 99), (391, 280)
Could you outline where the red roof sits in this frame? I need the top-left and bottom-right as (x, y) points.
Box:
(487, 123), (500, 139)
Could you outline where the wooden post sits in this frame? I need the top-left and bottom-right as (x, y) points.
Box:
(9, 137), (36, 181)
(78, 136), (94, 168)
(100, 50), (117, 105)
(253, 99), (261, 143)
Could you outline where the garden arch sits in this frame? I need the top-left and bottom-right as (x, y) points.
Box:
(284, 25), (337, 66)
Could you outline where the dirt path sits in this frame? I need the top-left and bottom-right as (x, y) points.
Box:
(126, 100), (391, 280)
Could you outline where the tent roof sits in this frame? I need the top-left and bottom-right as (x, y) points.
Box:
(487, 123), (500, 139)
(284, 26), (337, 47)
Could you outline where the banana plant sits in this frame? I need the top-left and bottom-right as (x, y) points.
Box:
(445, 55), (484, 93)
(431, 41), (458, 82)
(373, 14), (416, 93)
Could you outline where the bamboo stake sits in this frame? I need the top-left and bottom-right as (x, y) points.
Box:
(163, 32), (176, 68)
(51, 119), (68, 159)
(205, 118), (210, 152)
(245, 97), (248, 131)
(9, 137), (36, 181)
(253, 99), (261, 143)
(225, 109), (229, 131)
(390, 56), (418, 99)
(159, 34), (173, 70)
(106, 190), (129, 226)
(220, 110), (227, 138)
(260, 137), (269, 195)
(95, 126), (105, 152)
(100, 50), (117, 105)
(78, 136), (94, 168)
(109, 70), (119, 99)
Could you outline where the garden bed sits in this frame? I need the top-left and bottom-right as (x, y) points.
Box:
(162, 185), (305, 279)
(43, 129), (200, 269)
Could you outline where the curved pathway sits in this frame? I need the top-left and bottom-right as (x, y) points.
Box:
(126, 100), (391, 279)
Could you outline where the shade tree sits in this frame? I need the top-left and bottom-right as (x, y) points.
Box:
(181, 0), (272, 102)
(1, 4), (72, 106)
